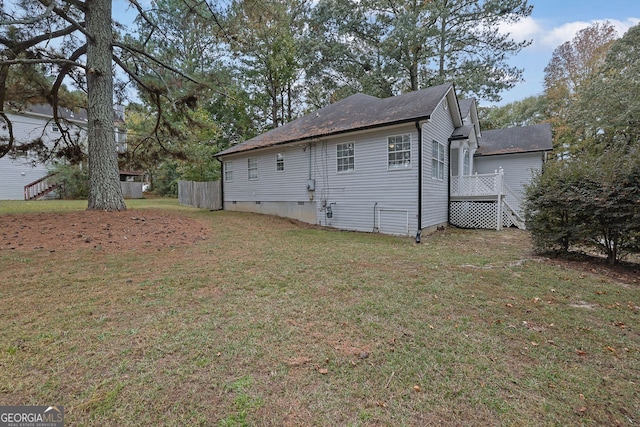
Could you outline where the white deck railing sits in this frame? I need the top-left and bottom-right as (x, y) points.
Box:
(449, 169), (526, 230)
(450, 171), (503, 197)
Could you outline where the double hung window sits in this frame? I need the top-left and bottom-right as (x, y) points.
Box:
(337, 143), (354, 172)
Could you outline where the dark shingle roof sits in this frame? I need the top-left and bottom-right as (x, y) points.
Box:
(216, 83), (454, 157)
(450, 125), (474, 141)
(476, 123), (552, 156)
(22, 104), (88, 122)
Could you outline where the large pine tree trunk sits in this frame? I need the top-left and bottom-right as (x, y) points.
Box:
(86, 0), (126, 211)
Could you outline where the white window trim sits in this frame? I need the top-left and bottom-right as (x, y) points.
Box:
(387, 134), (412, 170)
(432, 140), (445, 181)
(276, 153), (285, 172)
(224, 160), (234, 182)
(336, 142), (355, 173)
(248, 157), (258, 180)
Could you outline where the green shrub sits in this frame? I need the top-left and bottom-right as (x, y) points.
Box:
(525, 146), (640, 264)
(153, 161), (180, 197)
(50, 163), (89, 199)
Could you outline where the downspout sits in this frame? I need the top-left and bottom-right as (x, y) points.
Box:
(415, 120), (422, 243)
(308, 142), (312, 181)
(216, 157), (224, 211)
(447, 141), (451, 225)
(373, 202), (378, 232)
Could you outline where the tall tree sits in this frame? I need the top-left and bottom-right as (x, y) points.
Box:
(571, 23), (640, 153)
(479, 95), (547, 130)
(426, 0), (532, 101)
(304, 0), (532, 104)
(120, 0), (235, 172)
(226, 0), (305, 128)
(304, 0), (393, 107)
(85, 0), (126, 210)
(543, 22), (618, 154)
(0, 0), (126, 210)
(0, 0), (218, 210)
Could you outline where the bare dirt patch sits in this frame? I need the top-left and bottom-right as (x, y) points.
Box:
(545, 256), (640, 288)
(0, 209), (209, 253)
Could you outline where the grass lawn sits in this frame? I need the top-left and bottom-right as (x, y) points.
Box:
(1, 199), (638, 426)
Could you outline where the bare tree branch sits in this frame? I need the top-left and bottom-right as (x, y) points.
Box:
(113, 41), (203, 86)
(47, 2), (94, 42)
(0, 1), (55, 25)
(0, 111), (15, 157)
(0, 23), (83, 57)
(112, 53), (155, 94)
(0, 58), (87, 68)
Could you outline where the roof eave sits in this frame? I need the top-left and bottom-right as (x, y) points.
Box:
(475, 147), (553, 157)
(215, 116), (432, 158)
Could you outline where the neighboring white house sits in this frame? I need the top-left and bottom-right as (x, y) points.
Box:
(214, 83), (553, 238)
(0, 104), (128, 200)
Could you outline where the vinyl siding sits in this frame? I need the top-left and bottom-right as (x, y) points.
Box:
(474, 152), (544, 213)
(220, 123), (421, 235)
(0, 156), (50, 199)
(222, 144), (312, 202)
(217, 93), (463, 236)
(0, 113), (83, 200)
(313, 124), (419, 235)
(421, 100), (455, 228)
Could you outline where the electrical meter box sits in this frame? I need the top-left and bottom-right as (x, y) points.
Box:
(306, 179), (315, 191)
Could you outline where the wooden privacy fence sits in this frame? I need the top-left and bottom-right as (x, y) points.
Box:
(121, 181), (143, 199)
(178, 180), (222, 210)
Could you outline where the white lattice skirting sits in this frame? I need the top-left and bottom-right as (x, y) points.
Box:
(450, 201), (523, 229)
(450, 201), (499, 229)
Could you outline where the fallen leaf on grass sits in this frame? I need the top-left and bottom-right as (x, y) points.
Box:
(376, 401), (386, 408)
(413, 385), (421, 392)
(318, 368), (328, 375)
(575, 349), (587, 356)
(605, 346), (616, 353)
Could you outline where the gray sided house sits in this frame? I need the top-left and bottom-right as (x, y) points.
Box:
(0, 105), (88, 200)
(0, 104), (129, 200)
(215, 83), (552, 237)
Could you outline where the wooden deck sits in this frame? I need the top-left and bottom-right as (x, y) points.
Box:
(449, 170), (525, 230)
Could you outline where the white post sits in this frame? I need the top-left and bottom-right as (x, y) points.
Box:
(496, 169), (503, 230)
